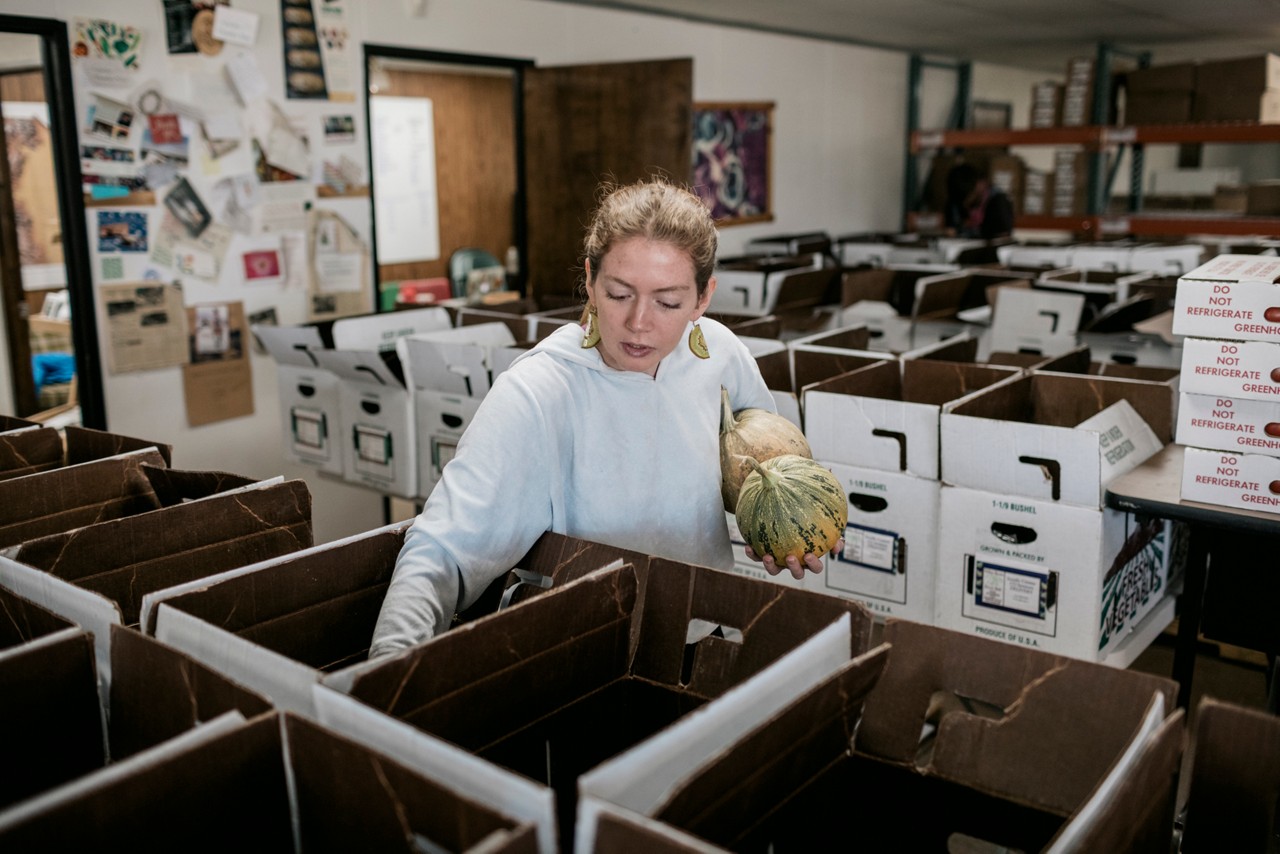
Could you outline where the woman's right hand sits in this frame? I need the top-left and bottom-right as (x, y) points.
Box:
(743, 541), (843, 581)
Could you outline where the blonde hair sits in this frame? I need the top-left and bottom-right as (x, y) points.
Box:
(582, 176), (718, 296)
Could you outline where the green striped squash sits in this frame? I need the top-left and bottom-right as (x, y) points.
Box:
(734, 454), (847, 564)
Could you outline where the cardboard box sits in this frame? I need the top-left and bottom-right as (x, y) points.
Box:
(744, 232), (832, 258)
(1176, 391), (1280, 457)
(1062, 57), (1097, 126)
(1023, 169), (1055, 215)
(1193, 89), (1280, 122)
(1180, 445), (1280, 512)
(0, 625), (273, 811)
(1128, 243), (1207, 277)
(1171, 254), (1280, 342)
(580, 799), (730, 853)
(834, 234), (947, 268)
(336, 563), (873, 853)
(0, 476), (313, 684)
(1247, 180), (1280, 215)
(398, 323), (519, 496)
(988, 286), (1087, 357)
(0, 583), (76, 654)
(941, 373), (1175, 507)
(252, 323), (345, 475)
(709, 254), (824, 316)
(585, 619), (1179, 852)
(0, 710), (539, 852)
(815, 462), (939, 624)
(1180, 337), (1280, 402)
(1030, 80), (1063, 128)
(803, 359), (1019, 478)
(1195, 52), (1280, 93)
(1126, 90), (1194, 126)
(1179, 698), (1280, 851)
(997, 241), (1076, 270)
(935, 483), (1181, 662)
(145, 526), (657, 718)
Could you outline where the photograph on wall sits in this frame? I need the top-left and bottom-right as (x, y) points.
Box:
(323, 114), (355, 143)
(86, 94), (136, 142)
(163, 176), (212, 238)
(73, 18), (143, 70)
(100, 281), (189, 374)
(163, 0), (228, 54)
(97, 211), (148, 252)
(281, 0), (328, 100)
(182, 301), (254, 426)
(691, 102), (774, 226)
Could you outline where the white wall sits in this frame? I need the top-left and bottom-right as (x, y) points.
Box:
(0, 0), (1081, 541)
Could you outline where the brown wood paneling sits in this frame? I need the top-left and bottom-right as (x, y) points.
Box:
(523, 58), (693, 301)
(0, 68), (45, 104)
(374, 67), (517, 287)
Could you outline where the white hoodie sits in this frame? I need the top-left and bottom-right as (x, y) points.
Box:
(369, 315), (775, 657)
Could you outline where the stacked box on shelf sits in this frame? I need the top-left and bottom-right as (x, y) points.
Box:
(937, 371), (1183, 663)
(1030, 80), (1062, 128)
(1052, 148), (1089, 216)
(1193, 52), (1280, 123)
(578, 618), (1182, 853)
(0, 624), (272, 813)
(325, 562), (874, 853)
(801, 358), (1020, 622)
(0, 710), (540, 853)
(1062, 56), (1097, 126)
(1172, 254), (1280, 512)
(1023, 168), (1054, 215)
(1124, 62), (1197, 125)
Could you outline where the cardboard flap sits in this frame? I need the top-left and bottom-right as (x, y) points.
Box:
(652, 646), (890, 844)
(581, 619), (864, 818)
(0, 712), (291, 850)
(923, 655), (1177, 814)
(397, 323), (516, 398)
(107, 625), (274, 762)
(347, 565), (640, 737)
(792, 350), (883, 392)
(64, 426), (173, 468)
(0, 415), (39, 432)
(330, 306), (452, 351)
(1180, 698), (1280, 851)
(841, 268), (896, 307)
(314, 347), (402, 388)
(10, 481), (313, 626)
(0, 450), (166, 549)
(0, 584), (77, 649)
(772, 267), (837, 312)
(912, 271), (972, 319)
(903, 360), (1019, 407)
(0, 427), (63, 481)
(314, 687), (558, 854)
(579, 798), (730, 853)
(913, 334), (980, 363)
(1044, 700), (1184, 854)
(0, 629), (103, 810)
(251, 322), (329, 367)
(140, 464), (258, 506)
(1032, 373), (1175, 443)
(630, 560), (872, 694)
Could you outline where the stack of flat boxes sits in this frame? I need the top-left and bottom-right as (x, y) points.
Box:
(1193, 52), (1280, 123)
(1172, 255), (1280, 513)
(1030, 80), (1062, 128)
(1061, 57), (1096, 126)
(1052, 148), (1089, 217)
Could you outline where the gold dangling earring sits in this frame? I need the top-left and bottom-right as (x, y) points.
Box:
(688, 322), (710, 359)
(580, 303), (601, 349)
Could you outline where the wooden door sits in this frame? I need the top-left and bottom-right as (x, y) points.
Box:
(523, 58), (693, 304)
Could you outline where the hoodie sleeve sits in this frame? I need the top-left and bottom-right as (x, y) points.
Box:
(370, 368), (557, 658)
(714, 321), (777, 414)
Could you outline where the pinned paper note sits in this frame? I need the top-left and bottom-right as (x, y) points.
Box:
(211, 6), (259, 45)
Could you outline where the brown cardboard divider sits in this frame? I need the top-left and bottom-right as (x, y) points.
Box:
(0, 582), (77, 652)
(0, 711), (539, 852)
(645, 620), (1181, 852)
(8, 479), (313, 628)
(0, 450), (169, 549)
(0, 426), (64, 481)
(0, 625), (272, 813)
(346, 562), (873, 854)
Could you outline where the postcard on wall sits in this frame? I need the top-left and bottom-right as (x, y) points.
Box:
(73, 19), (143, 70)
(97, 210), (148, 253)
(307, 205), (368, 321)
(164, 176), (212, 238)
(281, 0), (327, 100)
(316, 3), (355, 102)
(101, 281), (189, 374)
(182, 301), (254, 426)
(163, 0), (228, 54)
(86, 94), (137, 143)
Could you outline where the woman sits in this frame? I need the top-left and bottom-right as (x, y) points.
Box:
(370, 177), (826, 659)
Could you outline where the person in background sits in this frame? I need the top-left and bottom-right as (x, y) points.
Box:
(370, 176), (830, 659)
(945, 161), (1015, 240)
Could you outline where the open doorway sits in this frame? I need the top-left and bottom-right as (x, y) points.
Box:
(0, 15), (102, 427)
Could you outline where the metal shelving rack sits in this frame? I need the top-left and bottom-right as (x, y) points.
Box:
(904, 43), (1280, 238)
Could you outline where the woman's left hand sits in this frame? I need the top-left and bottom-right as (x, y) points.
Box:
(743, 540), (844, 581)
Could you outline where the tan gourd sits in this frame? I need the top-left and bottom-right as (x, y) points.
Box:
(718, 386), (811, 512)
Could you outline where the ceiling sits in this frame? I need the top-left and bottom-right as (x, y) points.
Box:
(549, 0), (1280, 73)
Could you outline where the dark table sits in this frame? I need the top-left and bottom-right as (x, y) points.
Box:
(1105, 443), (1280, 710)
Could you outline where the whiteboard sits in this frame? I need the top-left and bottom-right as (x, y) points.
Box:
(369, 95), (441, 264)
